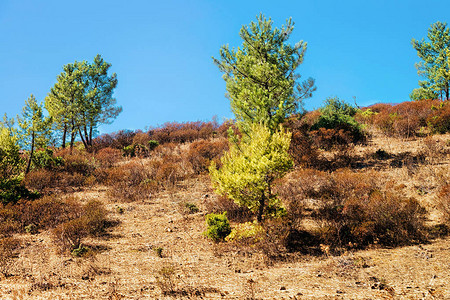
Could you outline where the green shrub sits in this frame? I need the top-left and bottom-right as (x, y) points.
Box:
(0, 177), (39, 205)
(225, 221), (263, 242)
(204, 212), (231, 242)
(311, 97), (366, 146)
(31, 148), (64, 170)
(148, 140), (159, 151)
(182, 202), (199, 214)
(71, 245), (89, 257)
(122, 145), (136, 157)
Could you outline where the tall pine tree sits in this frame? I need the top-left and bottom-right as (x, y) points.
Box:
(213, 14), (315, 132)
(412, 22), (450, 100)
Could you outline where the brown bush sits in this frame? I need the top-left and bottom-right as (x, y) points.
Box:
(283, 118), (319, 167)
(278, 169), (426, 249)
(0, 237), (21, 276)
(204, 195), (254, 223)
(92, 129), (136, 151)
(427, 101), (450, 133)
(319, 190), (426, 247)
(187, 139), (229, 174)
(52, 218), (88, 252)
(55, 148), (95, 175)
(106, 160), (156, 201)
(438, 184), (450, 224)
(21, 195), (82, 229)
(372, 100), (446, 137)
(310, 128), (355, 151)
(95, 147), (122, 168)
(82, 200), (109, 236)
(52, 199), (109, 252)
(149, 121), (219, 144)
(24, 169), (55, 193)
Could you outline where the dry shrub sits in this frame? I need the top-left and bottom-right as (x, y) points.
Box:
(54, 148), (95, 174)
(204, 195), (254, 223)
(187, 138), (229, 174)
(25, 169), (87, 193)
(52, 199), (109, 252)
(52, 218), (88, 252)
(316, 170), (426, 247)
(319, 190), (427, 247)
(421, 136), (448, 162)
(372, 100), (446, 137)
(427, 101), (450, 133)
(92, 129), (136, 152)
(24, 169), (55, 193)
(83, 200), (109, 236)
(150, 121), (218, 144)
(155, 161), (182, 188)
(276, 168), (334, 225)
(107, 160), (155, 202)
(438, 184), (450, 224)
(278, 169), (426, 249)
(310, 128), (355, 151)
(0, 217), (21, 237)
(21, 195), (82, 229)
(0, 237), (21, 276)
(283, 118), (319, 167)
(95, 147), (122, 168)
(132, 131), (151, 146)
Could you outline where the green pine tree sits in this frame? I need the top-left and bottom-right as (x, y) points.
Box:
(209, 123), (293, 222)
(17, 95), (52, 174)
(213, 14), (315, 132)
(412, 22), (450, 100)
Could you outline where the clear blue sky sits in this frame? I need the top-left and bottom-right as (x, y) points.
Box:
(1, 0), (449, 133)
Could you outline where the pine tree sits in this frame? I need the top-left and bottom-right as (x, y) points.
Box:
(412, 22), (450, 100)
(209, 123), (293, 222)
(213, 14), (315, 132)
(45, 55), (121, 151)
(17, 95), (52, 174)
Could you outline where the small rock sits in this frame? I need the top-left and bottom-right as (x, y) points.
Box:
(280, 286), (286, 290)
(336, 290), (344, 294)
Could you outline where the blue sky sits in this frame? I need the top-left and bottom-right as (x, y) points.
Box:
(0, 0), (449, 133)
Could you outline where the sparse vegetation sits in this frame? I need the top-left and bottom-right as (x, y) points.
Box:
(1, 14), (450, 300)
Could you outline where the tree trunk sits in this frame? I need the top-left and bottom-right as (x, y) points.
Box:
(446, 84), (449, 101)
(89, 125), (93, 148)
(25, 132), (35, 174)
(70, 121), (76, 153)
(78, 127), (88, 150)
(62, 123), (67, 149)
(257, 193), (265, 223)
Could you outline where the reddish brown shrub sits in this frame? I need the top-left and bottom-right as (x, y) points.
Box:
(187, 139), (229, 174)
(283, 118), (319, 167)
(22, 196), (82, 229)
(310, 128), (355, 150)
(50, 198), (109, 253)
(149, 121), (221, 144)
(427, 101), (450, 133)
(0, 237), (21, 275)
(204, 195), (254, 223)
(106, 161), (156, 201)
(438, 183), (450, 224)
(24, 169), (55, 193)
(95, 147), (122, 168)
(278, 168), (426, 249)
(372, 100), (446, 137)
(52, 218), (88, 252)
(367, 103), (392, 113)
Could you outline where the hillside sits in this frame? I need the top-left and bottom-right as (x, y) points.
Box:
(0, 127), (449, 299)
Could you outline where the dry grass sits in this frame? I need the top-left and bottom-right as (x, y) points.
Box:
(0, 131), (449, 299)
